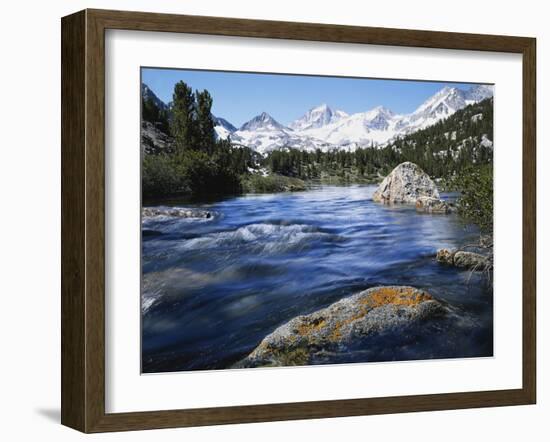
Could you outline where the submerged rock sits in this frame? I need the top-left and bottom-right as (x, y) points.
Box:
(236, 286), (446, 368)
(416, 196), (454, 214)
(437, 248), (492, 270)
(372, 162), (439, 204)
(142, 207), (212, 219)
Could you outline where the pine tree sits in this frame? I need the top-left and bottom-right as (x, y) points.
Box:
(195, 90), (216, 154)
(171, 81), (197, 154)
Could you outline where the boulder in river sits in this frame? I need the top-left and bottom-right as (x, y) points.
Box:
(437, 248), (492, 270)
(373, 162), (439, 204)
(236, 286), (446, 368)
(416, 196), (454, 214)
(142, 207), (212, 219)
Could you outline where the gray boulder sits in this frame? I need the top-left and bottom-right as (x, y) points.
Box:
(416, 196), (454, 214)
(236, 286), (446, 368)
(373, 162), (439, 204)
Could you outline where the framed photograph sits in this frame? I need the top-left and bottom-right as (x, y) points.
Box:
(61, 9), (536, 432)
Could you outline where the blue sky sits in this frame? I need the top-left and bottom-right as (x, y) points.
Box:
(142, 67), (485, 127)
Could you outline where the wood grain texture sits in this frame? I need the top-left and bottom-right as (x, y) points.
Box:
(61, 10), (86, 431)
(522, 38), (537, 403)
(60, 8), (537, 433)
(88, 8), (532, 53)
(85, 9), (107, 432)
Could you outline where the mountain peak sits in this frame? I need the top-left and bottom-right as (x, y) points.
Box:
(313, 103), (330, 111)
(239, 112), (286, 131)
(438, 86), (457, 95)
(370, 105), (395, 116)
(428, 86), (462, 102)
(289, 104), (348, 131)
(413, 86), (465, 118)
(358, 106), (397, 130)
(464, 84), (494, 102)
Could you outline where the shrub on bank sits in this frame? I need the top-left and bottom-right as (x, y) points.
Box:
(241, 174), (306, 193)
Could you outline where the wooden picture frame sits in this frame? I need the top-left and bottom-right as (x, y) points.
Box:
(61, 8), (536, 433)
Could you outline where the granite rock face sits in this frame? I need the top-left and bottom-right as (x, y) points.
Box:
(141, 121), (173, 155)
(236, 286), (446, 368)
(373, 162), (439, 204)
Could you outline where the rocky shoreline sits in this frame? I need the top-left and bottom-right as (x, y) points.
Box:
(142, 207), (213, 219)
(436, 247), (493, 271)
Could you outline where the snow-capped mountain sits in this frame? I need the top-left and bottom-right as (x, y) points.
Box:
(214, 116), (237, 132)
(395, 85), (494, 136)
(213, 116), (237, 140)
(289, 104), (348, 131)
(224, 85), (492, 152)
(299, 106), (400, 148)
(363, 106), (396, 130)
(464, 84), (494, 102)
(239, 112), (288, 132)
(141, 82), (493, 153)
(229, 112), (331, 154)
(412, 86), (468, 120)
(391, 86), (469, 136)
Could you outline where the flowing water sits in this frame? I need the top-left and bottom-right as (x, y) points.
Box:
(141, 185), (493, 373)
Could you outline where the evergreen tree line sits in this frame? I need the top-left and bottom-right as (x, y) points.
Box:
(142, 81), (258, 199)
(142, 96), (170, 134)
(265, 147), (400, 181)
(264, 98), (494, 181)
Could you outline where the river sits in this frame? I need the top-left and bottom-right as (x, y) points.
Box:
(141, 185), (493, 373)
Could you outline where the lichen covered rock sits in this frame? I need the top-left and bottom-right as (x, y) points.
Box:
(236, 286), (446, 368)
(373, 162), (439, 204)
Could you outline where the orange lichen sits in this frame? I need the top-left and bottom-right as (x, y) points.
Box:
(360, 287), (432, 309)
(259, 287), (433, 350)
(295, 316), (327, 336)
(328, 309), (368, 342)
(328, 287), (432, 342)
